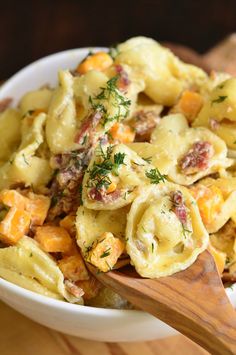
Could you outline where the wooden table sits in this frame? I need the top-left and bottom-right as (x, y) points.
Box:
(0, 301), (208, 355)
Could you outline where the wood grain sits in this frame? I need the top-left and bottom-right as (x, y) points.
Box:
(88, 251), (236, 355)
(0, 301), (208, 355)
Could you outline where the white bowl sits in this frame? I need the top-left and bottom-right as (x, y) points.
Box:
(0, 48), (235, 342)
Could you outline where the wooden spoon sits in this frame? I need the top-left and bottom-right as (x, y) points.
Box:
(87, 250), (236, 355)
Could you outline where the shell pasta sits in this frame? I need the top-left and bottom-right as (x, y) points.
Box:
(126, 184), (208, 278)
(0, 36), (235, 308)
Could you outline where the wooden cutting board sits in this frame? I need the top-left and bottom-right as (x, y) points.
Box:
(1, 34), (236, 355)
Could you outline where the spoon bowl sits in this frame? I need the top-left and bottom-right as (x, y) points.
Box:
(87, 250), (236, 354)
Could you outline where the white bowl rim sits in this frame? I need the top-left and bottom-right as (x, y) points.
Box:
(0, 46), (235, 315)
(0, 47), (107, 96)
(0, 276), (145, 317)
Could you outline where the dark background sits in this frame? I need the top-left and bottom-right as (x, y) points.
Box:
(1, 0), (236, 79)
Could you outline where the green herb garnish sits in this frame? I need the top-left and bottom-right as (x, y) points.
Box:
(181, 223), (192, 239)
(22, 109), (35, 118)
(78, 184), (83, 206)
(89, 76), (131, 126)
(50, 195), (59, 207)
(113, 152), (126, 175)
(142, 156), (152, 164)
(145, 168), (167, 184)
(100, 247), (111, 258)
(151, 243), (154, 253)
(82, 135), (88, 145)
(88, 145), (126, 190)
(211, 95), (227, 104)
(22, 154), (29, 166)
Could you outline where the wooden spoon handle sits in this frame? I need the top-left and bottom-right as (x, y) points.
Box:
(89, 252), (236, 355)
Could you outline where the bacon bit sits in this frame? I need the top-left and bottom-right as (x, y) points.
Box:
(130, 110), (161, 142)
(209, 118), (220, 130)
(48, 149), (90, 219)
(74, 112), (102, 146)
(115, 64), (130, 91)
(179, 141), (214, 175)
(88, 187), (103, 201)
(170, 190), (187, 225)
(65, 280), (85, 298)
(88, 187), (121, 203)
(0, 97), (12, 112)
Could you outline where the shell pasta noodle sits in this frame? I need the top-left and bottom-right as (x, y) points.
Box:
(126, 184), (208, 278)
(0, 36), (235, 308)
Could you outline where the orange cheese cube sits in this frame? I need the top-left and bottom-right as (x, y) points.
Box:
(58, 254), (89, 282)
(88, 232), (125, 272)
(0, 207), (31, 245)
(190, 185), (224, 227)
(59, 215), (76, 235)
(76, 52), (113, 74)
(0, 189), (27, 210)
(34, 225), (72, 253)
(25, 192), (50, 225)
(109, 122), (135, 144)
(178, 90), (204, 122)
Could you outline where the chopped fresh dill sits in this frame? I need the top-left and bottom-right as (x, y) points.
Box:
(211, 95), (227, 105)
(50, 195), (59, 207)
(78, 184), (83, 205)
(98, 238), (106, 244)
(22, 109), (35, 118)
(142, 156), (152, 164)
(89, 76), (131, 126)
(52, 169), (59, 178)
(132, 162), (145, 167)
(105, 260), (112, 271)
(145, 168), (167, 184)
(82, 135), (88, 145)
(22, 153), (29, 166)
(181, 223), (192, 239)
(100, 247), (111, 258)
(113, 152), (126, 175)
(85, 242), (94, 254)
(88, 145), (126, 190)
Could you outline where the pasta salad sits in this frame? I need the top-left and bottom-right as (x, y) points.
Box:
(0, 36), (236, 308)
